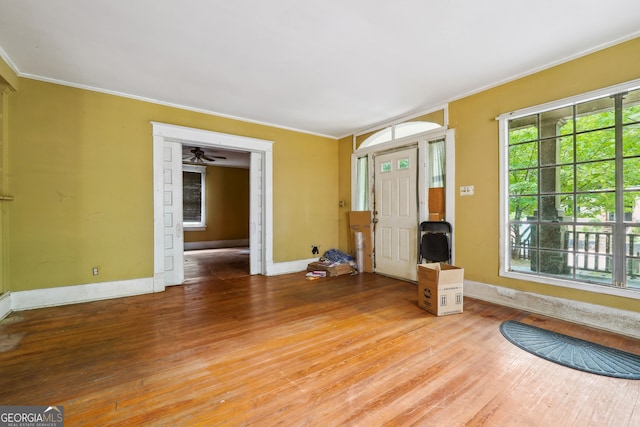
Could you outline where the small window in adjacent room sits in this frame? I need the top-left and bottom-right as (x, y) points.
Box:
(183, 164), (206, 230)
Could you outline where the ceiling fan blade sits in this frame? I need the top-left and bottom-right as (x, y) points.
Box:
(209, 155), (227, 159)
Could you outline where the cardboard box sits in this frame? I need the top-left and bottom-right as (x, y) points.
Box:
(307, 261), (354, 277)
(417, 263), (464, 316)
(348, 211), (373, 272)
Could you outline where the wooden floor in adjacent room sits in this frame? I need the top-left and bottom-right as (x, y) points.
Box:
(1, 248), (639, 426)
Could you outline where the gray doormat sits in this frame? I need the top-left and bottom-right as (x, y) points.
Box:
(500, 320), (640, 380)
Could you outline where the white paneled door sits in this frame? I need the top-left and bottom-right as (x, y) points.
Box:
(162, 141), (185, 286)
(373, 148), (418, 281)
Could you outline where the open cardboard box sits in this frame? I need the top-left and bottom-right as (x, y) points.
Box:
(417, 263), (464, 316)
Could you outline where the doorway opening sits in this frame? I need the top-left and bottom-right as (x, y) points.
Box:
(181, 145), (251, 279)
(152, 122), (273, 291)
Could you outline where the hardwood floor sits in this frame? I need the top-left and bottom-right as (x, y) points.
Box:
(1, 249), (639, 426)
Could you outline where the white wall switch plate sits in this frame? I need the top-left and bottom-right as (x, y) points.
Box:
(460, 185), (474, 196)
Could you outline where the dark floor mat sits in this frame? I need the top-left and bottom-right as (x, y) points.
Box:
(500, 320), (640, 380)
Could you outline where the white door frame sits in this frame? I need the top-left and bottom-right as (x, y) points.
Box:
(351, 127), (456, 271)
(152, 122), (273, 291)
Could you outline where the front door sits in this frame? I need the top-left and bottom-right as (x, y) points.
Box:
(373, 148), (418, 281)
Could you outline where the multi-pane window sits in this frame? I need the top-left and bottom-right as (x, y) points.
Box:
(503, 83), (640, 292)
(183, 165), (206, 229)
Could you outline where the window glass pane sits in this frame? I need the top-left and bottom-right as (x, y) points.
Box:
(538, 250), (572, 277)
(559, 166), (574, 193)
(539, 224), (571, 250)
(540, 136), (573, 166)
(625, 258), (640, 289)
(509, 170), (537, 196)
(624, 158), (640, 189)
(509, 141), (538, 168)
(539, 167), (556, 194)
(540, 106), (573, 137)
(510, 223), (536, 249)
(627, 225), (640, 289)
(509, 196), (537, 220)
(355, 157), (368, 211)
(623, 123), (640, 157)
(623, 88), (640, 124)
(559, 194), (575, 220)
(540, 165), (573, 194)
(574, 225), (613, 285)
(397, 158), (409, 169)
(624, 191), (640, 222)
(558, 136), (574, 164)
(540, 195), (566, 221)
(509, 115), (537, 144)
(364, 127), (392, 146)
(380, 161), (391, 173)
(576, 129), (615, 162)
(576, 192), (615, 222)
(576, 97), (615, 132)
(510, 238), (537, 274)
(576, 160), (615, 192)
(183, 171), (202, 222)
(429, 139), (445, 187)
(394, 121), (440, 139)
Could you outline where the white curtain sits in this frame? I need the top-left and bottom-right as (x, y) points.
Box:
(429, 139), (445, 188)
(355, 156), (368, 211)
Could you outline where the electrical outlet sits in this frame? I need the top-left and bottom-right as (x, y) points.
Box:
(460, 185), (474, 196)
(311, 245), (319, 255)
(92, 267), (99, 276)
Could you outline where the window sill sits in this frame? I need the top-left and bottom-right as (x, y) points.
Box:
(500, 270), (640, 300)
(184, 225), (207, 232)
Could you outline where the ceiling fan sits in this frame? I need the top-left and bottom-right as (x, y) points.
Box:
(184, 147), (227, 164)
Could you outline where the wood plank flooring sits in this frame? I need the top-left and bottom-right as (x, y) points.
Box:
(1, 248), (639, 426)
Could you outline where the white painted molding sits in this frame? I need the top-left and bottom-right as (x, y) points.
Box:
(266, 258), (319, 276)
(184, 239), (249, 251)
(11, 278), (155, 311)
(0, 292), (11, 320)
(151, 122), (273, 279)
(153, 273), (165, 293)
(465, 280), (640, 339)
(4, 257), (315, 314)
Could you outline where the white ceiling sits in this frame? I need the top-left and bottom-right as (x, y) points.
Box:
(0, 1), (639, 138)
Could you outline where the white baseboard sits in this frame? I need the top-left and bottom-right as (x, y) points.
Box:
(267, 258), (318, 276)
(10, 277), (155, 311)
(0, 292), (10, 320)
(184, 239), (249, 251)
(3, 257), (314, 314)
(465, 280), (640, 339)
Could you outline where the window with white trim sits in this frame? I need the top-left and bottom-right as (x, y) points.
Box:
(183, 164), (206, 230)
(500, 80), (640, 294)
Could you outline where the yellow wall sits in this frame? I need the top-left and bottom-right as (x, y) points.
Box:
(448, 37), (640, 312)
(8, 78), (338, 291)
(184, 165), (250, 243)
(336, 38), (640, 313)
